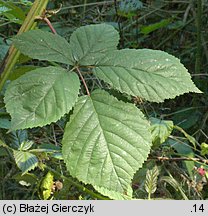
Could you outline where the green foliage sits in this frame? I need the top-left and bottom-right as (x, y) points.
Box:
(0, 37), (10, 61)
(93, 49), (201, 102)
(0, 0), (27, 24)
(160, 175), (188, 200)
(119, 0), (143, 13)
(150, 117), (173, 146)
(62, 90), (151, 198)
(141, 19), (172, 35)
(118, 0), (143, 18)
(40, 172), (54, 200)
(145, 166), (159, 199)
(166, 138), (195, 178)
(13, 173), (38, 187)
(201, 143), (208, 156)
(13, 149), (38, 174)
(70, 24), (119, 65)
(11, 140), (38, 175)
(13, 30), (73, 64)
(0, 117), (11, 129)
(3, 23), (201, 199)
(5, 66), (80, 130)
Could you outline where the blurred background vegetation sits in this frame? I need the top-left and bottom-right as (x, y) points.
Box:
(0, 0), (208, 200)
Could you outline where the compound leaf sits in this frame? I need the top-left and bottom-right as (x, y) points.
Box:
(13, 30), (73, 65)
(93, 49), (201, 102)
(62, 90), (152, 197)
(5, 66), (80, 130)
(70, 24), (119, 65)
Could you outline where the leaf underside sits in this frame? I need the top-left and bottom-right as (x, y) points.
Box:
(93, 49), (201, 102)
(4, 66), (80, 130)
(62, 90), (152, 197)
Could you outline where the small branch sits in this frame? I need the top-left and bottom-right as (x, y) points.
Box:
(76, 67), (90, 96)
(36, 9), (57, 34)
(43, 17), (57, 34)
(149, 156), (208, 164)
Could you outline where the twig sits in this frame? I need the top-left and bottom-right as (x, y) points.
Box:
(149, 156), (208, 164)
(192, 74), (208, 77)
(76, 67), (90, 96)
(36, 9), (57, 34)
(43, 17), (57, 34)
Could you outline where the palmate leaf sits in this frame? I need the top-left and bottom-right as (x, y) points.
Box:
(13, 30), (73, 65)
(93, 49), (201, 102)
(4, 66), (80, 130)
(70, 24), (119, 65)
(62, 90), (152, 197)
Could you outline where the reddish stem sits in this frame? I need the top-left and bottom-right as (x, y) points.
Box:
(43, 17), (57, 34)
(76, 67), (90, 96)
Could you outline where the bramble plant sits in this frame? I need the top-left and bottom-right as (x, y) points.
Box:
(3, 24), (201, 199)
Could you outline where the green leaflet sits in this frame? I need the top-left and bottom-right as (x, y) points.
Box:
(13, 173), (38, 187)
(4, 66), (80, 130)
(145, 166), (159, 199)
(70, 24), (119, 65)
(13, 30), (73, 65)
(0, 117), (11, 129)
(201, 143), (208, 156)
(141, 19), (172, 35)
(6, 130), (28, 150)
(167, 138), (195, 179)
(40, 172), (54, 200)
(150, 117), (173, 146)
(19, 140), (34, 151)
(13, 150), (38, 174)
(62, 90), (152, 197)
(93, 49), (201, 102)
